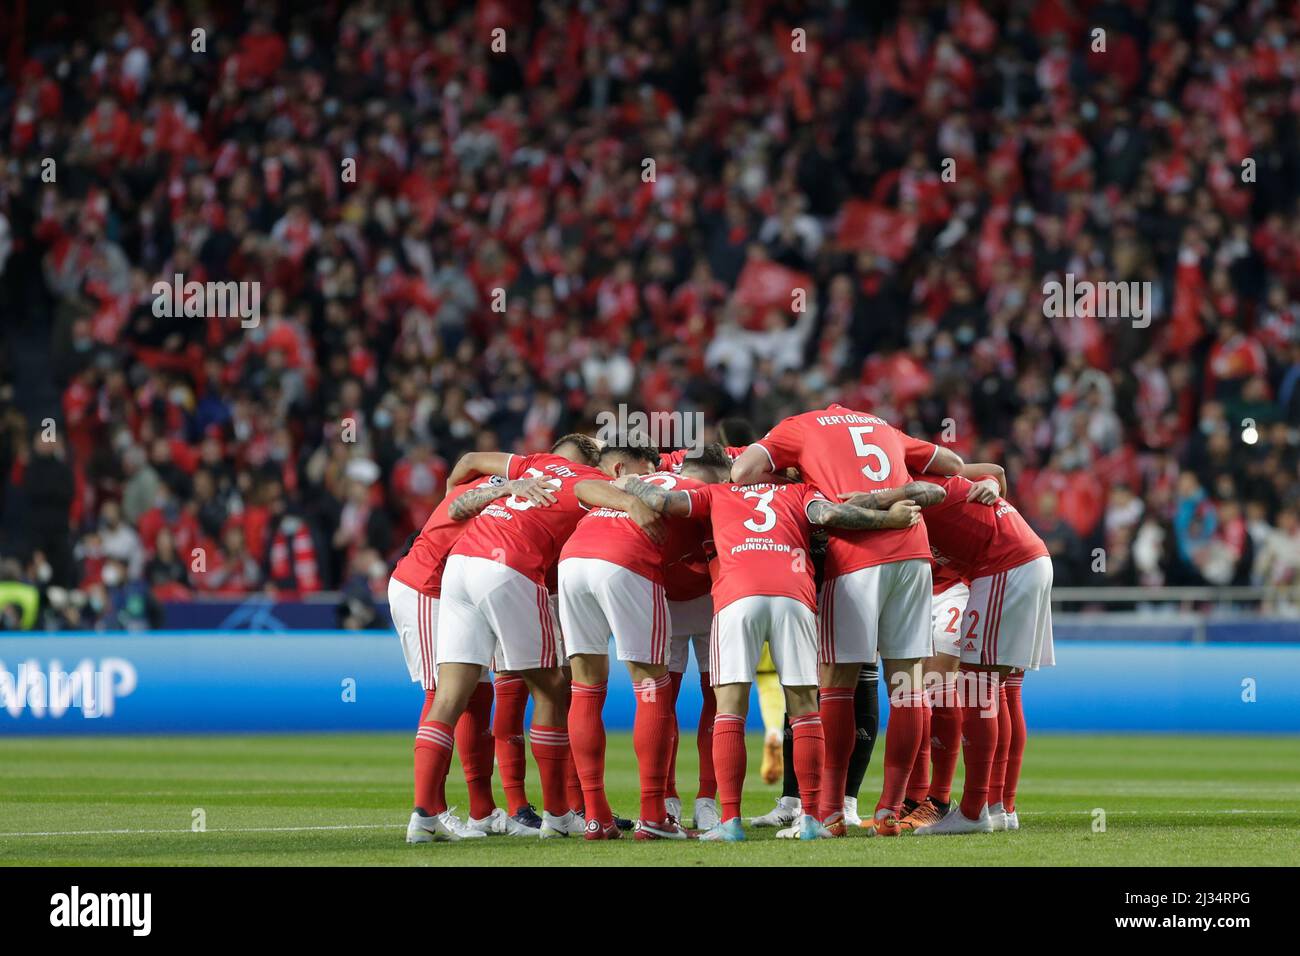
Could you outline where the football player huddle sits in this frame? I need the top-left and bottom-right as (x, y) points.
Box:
(388, 403), (1054, 844)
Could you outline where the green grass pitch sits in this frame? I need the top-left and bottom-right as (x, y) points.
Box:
(1, 732), (1297, 866)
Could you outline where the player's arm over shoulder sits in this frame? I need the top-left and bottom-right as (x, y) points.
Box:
(897, 427), (963, 477)
(448, 476), (557, 520)
(447, 451), (516, 488)
(839, 478), (947, 510)
(959, 461), (1007, 497)
(615, 475), (694, 517)
(728, 444), (778, 485)
(731, 417), (800, 484)
(808, 495), (922, 531)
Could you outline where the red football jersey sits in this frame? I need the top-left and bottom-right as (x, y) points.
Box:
(919, 474), (1049, 580)
(656, 473), (715, 601)
(755, 404), (939, 578)
(450, 453), (610, 586)
(561, 471), (708, 586)
(664, 554), (711, 602)
(658, 445), (747, 473)
(392, 475), (504, 598)
(683, 481), (826, 613)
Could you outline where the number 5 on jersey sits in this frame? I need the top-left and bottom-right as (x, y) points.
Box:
(849, 425), (891, 482)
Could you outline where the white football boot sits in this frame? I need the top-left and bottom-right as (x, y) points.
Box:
(407, 808), (484, 843)
(539, 809), (584, 838)
(1005, 809), (1020, 831)
(777, 815), (833, 840)
(469, 806), (539, 837)
(915, 802), (995, 836)
(988, 802), (1008, 832)
(694, 796), (721, 831)
(437, 808), (488, 840)
(749, 795), (800, 827)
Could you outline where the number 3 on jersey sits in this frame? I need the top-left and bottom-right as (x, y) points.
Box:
(742, 488), (776, 532)
(849, 425), (891, 482)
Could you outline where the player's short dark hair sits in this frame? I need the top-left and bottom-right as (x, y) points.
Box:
(599, 437), (661, 469)
(718, 417), (756, 446)
(681, 442), (732, 481)
(551, 433), (600, 466)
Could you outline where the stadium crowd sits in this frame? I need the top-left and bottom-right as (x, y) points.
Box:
(1, 0), (1299, 630)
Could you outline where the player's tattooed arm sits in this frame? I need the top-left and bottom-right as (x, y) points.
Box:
(808, 499), (921, 530)
(446, 451), (514, 488)
(615, 476), (693, 518)
(837, 481), (947, 510)
(447, 478), (556, 520)
(576, 479), (667, 544)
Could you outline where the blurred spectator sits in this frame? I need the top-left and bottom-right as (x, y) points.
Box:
(145, 528), (192, 602)
(197, 526), (263, 596)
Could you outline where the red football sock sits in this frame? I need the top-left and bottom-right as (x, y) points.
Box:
(562, 680), (583, 812)
(456, 682), (497, 820)
(904, 696), (932, 805)
(565, 751), (584, 814)
(529, 724), (571, 817)
(665, 671), (683, 800)
(1003, 673), (1026, 813)
(413, 720), (454, 815)
(818, 686), (855, 819)
(789, 713), (824, 817)
(958, 667), (1001, 820)
(928, 677), (962, 804)
(633, 673), (675, 822)
(492, 675), (530, 813)
(568, 681), (612, 825)
(696, 677), (717, 798)
(876, 688), (926, 816)
(989, 682), (1011, 808)
(712, 713), (747, 822)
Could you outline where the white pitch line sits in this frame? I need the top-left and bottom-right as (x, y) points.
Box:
(0, 823), (405, 837)
(0, 787), (400, 798)
(0, 809), (1292, 838)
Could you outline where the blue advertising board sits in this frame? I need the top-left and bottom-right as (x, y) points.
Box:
(1, 631), (1298, 735)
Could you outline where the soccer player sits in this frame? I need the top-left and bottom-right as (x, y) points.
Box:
(658, 435), (750, 830)
(874, 472), (1053, 836)
(406, 434), (663, 843)
(730, 404), (961, 836)
(892, 558), (969, 832)
(659, 445), (739, 831)
(391, 470), (557, 840)
(561, 443), (730, 839)
(894, 463), (1007, 830)
(709, 423), (789, 788)
(621, 472), (925, 841)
